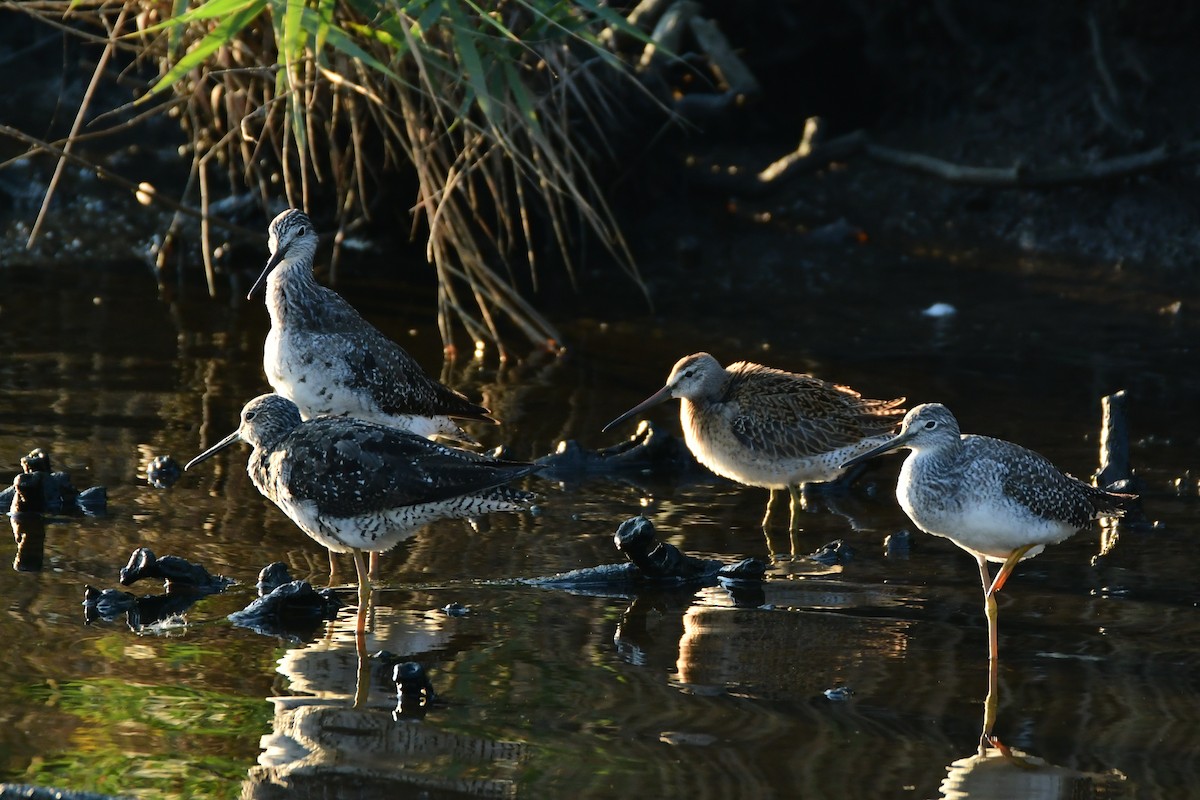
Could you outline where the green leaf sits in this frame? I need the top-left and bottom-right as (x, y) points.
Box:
(300, 8), (404, 80)
(167, 0), (190, 58)
(132, 0), (262, 37)
(503, 60), (540, 131)
(314, 0), (335, 64)
(142, 0), (269, 98)
(453, 24), (498, 124)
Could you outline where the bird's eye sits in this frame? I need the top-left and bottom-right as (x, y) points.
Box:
(682, 369), (694, 379)
(245, 411), (257, 421)
(923, 420), (937, 430)
(297, 226), (307, 236)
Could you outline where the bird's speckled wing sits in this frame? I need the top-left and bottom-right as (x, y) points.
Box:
(278, 418), (536, 517)
(725, 362), (904, 458)
(965, 435), (1118, 527)
(309, 287), (493, 422)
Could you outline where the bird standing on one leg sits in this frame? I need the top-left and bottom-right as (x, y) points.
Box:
(249, 209), (498, 577)
(842, 402), (1137, 661)
(249, 209), (495, 442)
(602, 353), (905, 531)
(185, 393), (538, 636)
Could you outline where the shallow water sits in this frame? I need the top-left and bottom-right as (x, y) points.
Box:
(0, 240), (1197, 800)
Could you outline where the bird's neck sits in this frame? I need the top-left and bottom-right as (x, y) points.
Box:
(266, 259), (324, 329)
(907, 440), (963, 474)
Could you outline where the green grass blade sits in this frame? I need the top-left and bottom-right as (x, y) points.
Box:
(300, 9), (404, 80)
(142, 0), (268, 98)
(132, 0), (261, 37)
(167, 0), (190, 58)
(452, 25), (497, 124)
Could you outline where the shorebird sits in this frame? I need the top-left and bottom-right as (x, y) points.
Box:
(841, 403), (1137, 661)
(249, 208), (495, 444)
(602, 353), (905, 530)
(185, 393), (538, 634)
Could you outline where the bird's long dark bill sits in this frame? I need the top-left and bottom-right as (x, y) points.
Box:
(247, 248), (285, 300)
(840, 430), (915, 470)
(184, 430), (244, 471)
(601, 385), (672, 433)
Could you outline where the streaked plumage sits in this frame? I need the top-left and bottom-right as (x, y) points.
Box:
(603, 352), (905, 529)
(185, 393), (537, 634)
(842, 403), (1136, 660)
(250, 209), (494, 443)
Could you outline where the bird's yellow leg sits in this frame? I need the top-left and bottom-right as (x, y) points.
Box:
(328, 549), (339, 585)
(787, 484), (806, 531)
(761, 489), (778, 530)
(980, 641), (1000, 751)
(977, 555), (1001, 663)
(353, 622), (369, 709)
(352, 548), (371, 636)
(368, 551), (380, 582)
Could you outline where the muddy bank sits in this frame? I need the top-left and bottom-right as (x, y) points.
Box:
(2, 2), (1198, 305)
(658, 1), (1200, 278)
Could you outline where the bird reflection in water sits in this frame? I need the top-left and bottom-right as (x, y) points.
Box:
(940, 658), (1129, 800)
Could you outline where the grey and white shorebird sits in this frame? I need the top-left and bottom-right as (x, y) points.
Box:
(248, 208), (495, 444)
(185, 393), (538, 634)
(602, 353), (906, 530)
(841, 403), (1137, 661)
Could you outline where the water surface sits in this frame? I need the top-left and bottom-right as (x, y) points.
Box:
(0, 241), (1196, 799)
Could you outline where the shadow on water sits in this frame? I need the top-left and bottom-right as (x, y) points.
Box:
(0, 242), (1197, 799)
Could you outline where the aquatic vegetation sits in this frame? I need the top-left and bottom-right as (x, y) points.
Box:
(14, 0), (659, 351)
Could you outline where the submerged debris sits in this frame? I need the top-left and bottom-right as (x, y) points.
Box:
(82, 585), (204, 633)
(393, 661), (441, 720)
(228, 579), (342, 641)
(808, 539), (855, 566)
(525, 516), (766, 592)
(534, 421), (700, 480)
(119, 547), (233, 592)
(146, 455), (183, 489)
(256, 561), (294, 596)
(0, 448), (106, 515)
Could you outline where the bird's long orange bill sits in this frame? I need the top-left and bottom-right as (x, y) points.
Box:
(184, 429), (243, 470)
(247, 248), (285, 300)
(601, 385), (673, 433)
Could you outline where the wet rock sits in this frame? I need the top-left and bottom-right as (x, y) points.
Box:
(534, 421), (700, 479)
(147, 455), (182, 489)
(823, 686), (854, 701)
(228, 579), (341, 640)
(808, 539), (854, 566)
(525, 516), (767, 592)
(256, 561), (293, 596)
(119, 547), (233, 592)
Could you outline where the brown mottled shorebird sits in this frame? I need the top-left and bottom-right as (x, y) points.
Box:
(249, 208), (494, 443)
(842, 403), (1137, 661)
(185, 393), (537, 635)
(602, 352), (905, 530)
